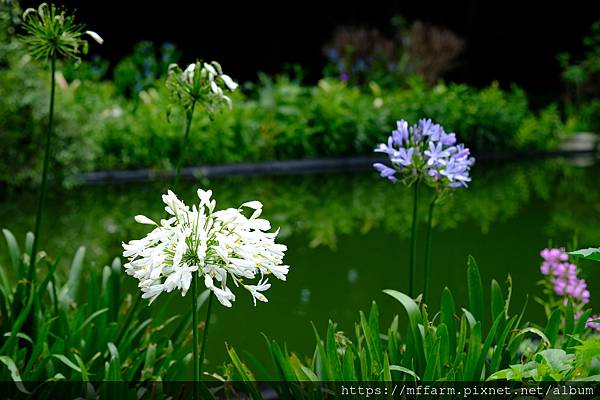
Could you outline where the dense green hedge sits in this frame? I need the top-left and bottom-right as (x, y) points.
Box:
(0, 55), (564, 186)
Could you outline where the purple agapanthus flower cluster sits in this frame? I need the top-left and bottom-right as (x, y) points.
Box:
(540, 247), (599, 332)
(373, 119), (475, 189)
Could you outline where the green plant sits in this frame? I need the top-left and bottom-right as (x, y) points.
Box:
(0, 46), (568, 187)
(489, 339), (600, 381)
(225, 257), (598, 396)
(0, 229), (209, 394)
(113, 41), (179, 98)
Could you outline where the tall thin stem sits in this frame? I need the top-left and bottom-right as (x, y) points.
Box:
(29, 56), (56, 282)
(198, 290), (214, 378)
(423, 193), (438, 304)
(408, 179), (420, 298)
(191, 273), (199, 400)
(174, 101), (197, 186)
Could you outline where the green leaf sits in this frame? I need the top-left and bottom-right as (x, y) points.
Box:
(517, 327), (551, 349)
(544, 308), (561, 347)
(463, 322), (482, 380)
(342, 347), (356, 381)
(436, 323), (450, 368)
(423, 337), (440, 381)
(569, 247), (600, 262)
(52, 354), (82, 374)
(440, 288), (457, 360)
(490, 279), (504, 320)
(383, 289), (425, 371)
(389, 365), (420, 381)
(2, 331), (33, 345)
(489, 316), (517, 373)
(227, 345), (262, 400)
(325, 321), (343, 379)
(461, 308), (477, 330)
(311, 322), (333, 381)
(382, 353), (392, 382)
(0, 283), (34, 355)
(59, 246), (86, 305)
(2, 229), (22, 277)
(359, 310), (382, 374)
(72, 353), (90, 381)
(467, 256), (484, 326)
(74, 308), (109, 335)
(0, 356), (30, 394)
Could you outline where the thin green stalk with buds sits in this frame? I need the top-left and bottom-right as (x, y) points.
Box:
(28, 55), (55, 284)
(165, 62), (237, 397)
(18, 2), (102, 333)
(20, 3), (102, 275)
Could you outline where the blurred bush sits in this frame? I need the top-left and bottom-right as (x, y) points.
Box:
(322, 17), (464, 87)
(0, 63), (566, 186)
(558, 19), (600, 132)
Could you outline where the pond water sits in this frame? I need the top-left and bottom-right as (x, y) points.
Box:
(1, 157), (599, 371)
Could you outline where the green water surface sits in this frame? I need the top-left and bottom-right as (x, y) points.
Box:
(0, 157), (599, 370)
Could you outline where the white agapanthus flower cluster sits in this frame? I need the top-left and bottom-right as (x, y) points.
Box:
(122, 189), (289, 307)
(166, 60), (238, 114)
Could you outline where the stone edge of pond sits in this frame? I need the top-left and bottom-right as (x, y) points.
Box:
(76, 150), (598, 184)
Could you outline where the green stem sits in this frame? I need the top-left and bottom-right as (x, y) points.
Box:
(408, 179), (420, 298)
(198, 289), (214, 379)
(423, 193), (438, 304)
(115, 293), (142, 346)
(29, 56), (56, 283)
(192, 273), (199, 400)
(174, 102), (197, 186)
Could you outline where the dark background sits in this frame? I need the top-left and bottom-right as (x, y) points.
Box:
(21, 0), (600, 100)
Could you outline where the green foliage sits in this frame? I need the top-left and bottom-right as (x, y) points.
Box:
(0, 43), (568, 186)
(489, 338), (600, 381)
(113, 41), (179, 98)
(225, 258), (599, 392)
(558, 19), (600, 132)
(0, 230), (208, 392)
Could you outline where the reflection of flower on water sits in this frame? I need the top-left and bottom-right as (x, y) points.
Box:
(300, 288), (311, 304)
(347, 269), (358, 283)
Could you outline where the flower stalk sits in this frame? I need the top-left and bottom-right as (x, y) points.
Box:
(198, 291), (214, 379)
(175, 102), (197, 185)
(28, 55), (55, 282)
(423, 192), (439, 303)
(373, 119), (475, 300)
(191, 273), (199, 399)
(408, 179), (420, 298)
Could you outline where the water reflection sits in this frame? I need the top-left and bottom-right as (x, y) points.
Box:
(0, 158), (599, 365)
(1, 158), (598, 263)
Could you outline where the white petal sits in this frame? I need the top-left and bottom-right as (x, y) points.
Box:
(241, 201), (262, 210)
(85, 30), (104, 45)
(134, 215), (157, 225)
(220, 74), (238, 91)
